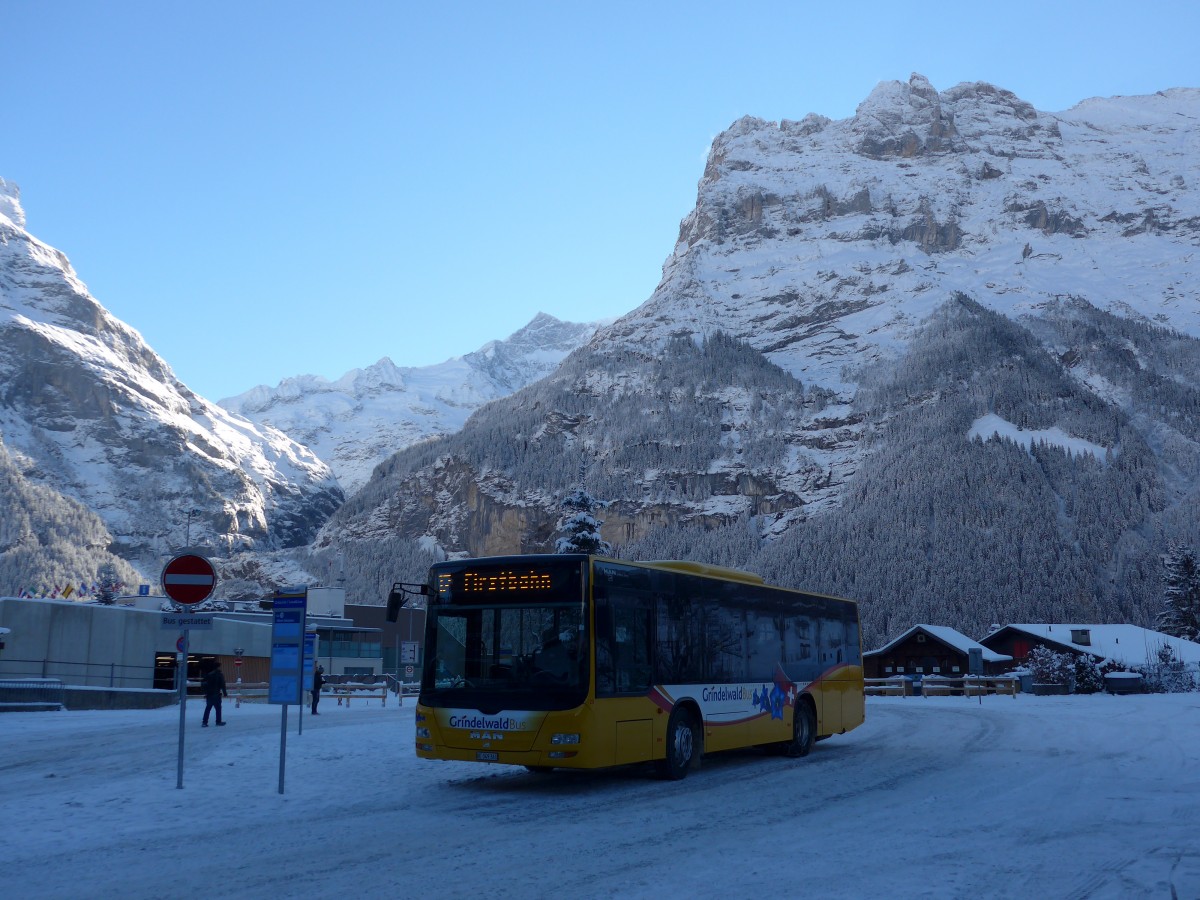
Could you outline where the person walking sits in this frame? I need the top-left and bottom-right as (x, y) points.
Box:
(202, 662), (228, 727)
(311, 664), (325, 715)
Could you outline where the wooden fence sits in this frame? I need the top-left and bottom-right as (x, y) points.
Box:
(232, 677), (405, 707)
(865, 677), (1020, 698)
(864, 677), (914, 697)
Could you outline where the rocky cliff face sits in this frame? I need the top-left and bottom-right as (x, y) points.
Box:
(0, 178), (343, 579)
(610, 74), (1199, 392)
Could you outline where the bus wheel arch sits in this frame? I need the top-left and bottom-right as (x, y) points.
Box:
(657, 700), (702, 780)
(786, 695), (817, 759)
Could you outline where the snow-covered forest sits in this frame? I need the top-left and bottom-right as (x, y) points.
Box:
(0, 439), (140, 595)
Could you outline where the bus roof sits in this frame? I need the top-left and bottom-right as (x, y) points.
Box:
(639, 560), (766, 586)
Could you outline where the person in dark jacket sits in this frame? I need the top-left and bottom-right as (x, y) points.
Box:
(202, 662), (228, 727)
(311, 665), (325, 715)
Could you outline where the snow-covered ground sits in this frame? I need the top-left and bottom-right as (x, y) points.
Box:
(3, 694), (1198, 898)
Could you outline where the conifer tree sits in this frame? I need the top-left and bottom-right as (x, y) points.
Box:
(554, 488), (612, 555)
(1027, 645), (1073, 688)
(96, 562), (121, 605)
(1157, 544), (1200, 641)
(1149, 643), (1195, 693)
(1073, 655), (1104, 694)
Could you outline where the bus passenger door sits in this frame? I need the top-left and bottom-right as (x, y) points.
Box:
(597, 590), (655, 765)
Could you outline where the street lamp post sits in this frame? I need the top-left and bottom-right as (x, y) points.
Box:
(184, 508), (200, 548)
(387, 581), (429, 690)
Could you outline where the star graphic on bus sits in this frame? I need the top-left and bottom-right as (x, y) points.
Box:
(768, 683), (787, 719)
(753, 685), (772, 714)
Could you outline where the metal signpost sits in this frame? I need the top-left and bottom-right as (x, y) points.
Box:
(160, 552), (217, 789)
(269, 587), (308, 794)
(299, 631), (317, 735)
(969, 647), (984, 706)
(401, 641), (419, 689)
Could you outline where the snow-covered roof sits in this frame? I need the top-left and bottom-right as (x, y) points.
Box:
(994, 624), (1200, 667)
(866, 624), (1012, 663)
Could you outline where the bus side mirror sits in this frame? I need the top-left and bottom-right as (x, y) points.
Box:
(386, 582), (429, 623)
(386, 588), (403, 623)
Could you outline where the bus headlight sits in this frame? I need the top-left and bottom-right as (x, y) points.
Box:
(550, 733), (580, 745)
(416, 726), (431, 739)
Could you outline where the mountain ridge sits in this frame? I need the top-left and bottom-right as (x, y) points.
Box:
(220, 311), (604, 494)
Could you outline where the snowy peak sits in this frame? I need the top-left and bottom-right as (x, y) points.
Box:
(462, 312), (605, 393)
(221, 312), (603, 493)
(0, 182), (343, 574)
(1062, 86), (1200, 127)
(0, 177), (25, 228)
(230, 356), (408, 410)
(850, 72), (966, 158)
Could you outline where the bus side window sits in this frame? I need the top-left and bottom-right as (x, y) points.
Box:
(595, 601), (616, 694)
(596, 587), (652, 695)
(612, 602), (652, 693)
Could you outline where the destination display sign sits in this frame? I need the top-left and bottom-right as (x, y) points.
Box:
(433, 560), (582, 604)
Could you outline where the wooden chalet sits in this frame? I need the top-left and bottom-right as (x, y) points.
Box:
(980, 624), (1200, 670)
(864, 624), (1012, 679)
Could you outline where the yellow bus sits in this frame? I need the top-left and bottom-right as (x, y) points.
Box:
(397, 554), (864, 779)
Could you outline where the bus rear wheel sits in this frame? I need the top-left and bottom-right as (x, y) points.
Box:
(656, 706), (697, 780)
(785, 701), (816, 758)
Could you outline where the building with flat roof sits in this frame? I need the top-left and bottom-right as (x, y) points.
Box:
(344, 603), (426, 682)
(0, 593), (383, 697)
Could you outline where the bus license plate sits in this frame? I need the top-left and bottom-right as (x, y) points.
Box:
(476, 751), (499, 762)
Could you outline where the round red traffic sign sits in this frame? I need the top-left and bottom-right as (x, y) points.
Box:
(161, 553), (217, 605)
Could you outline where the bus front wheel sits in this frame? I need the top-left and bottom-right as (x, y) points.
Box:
(657, 706), (697, 780)
(785, 701), (816, 758)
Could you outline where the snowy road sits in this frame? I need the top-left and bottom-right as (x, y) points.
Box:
(3, 694), (1199, 898)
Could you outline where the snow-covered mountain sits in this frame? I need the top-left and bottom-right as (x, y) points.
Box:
(220, 313), (602, 494)
(0, 177), (343, 581)
(318, 75), (1200, 642)
(7, 73), (1200, 637)
(605, 75), (1199, 387)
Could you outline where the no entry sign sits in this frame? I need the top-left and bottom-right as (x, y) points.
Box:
(161, 553), (217, 605)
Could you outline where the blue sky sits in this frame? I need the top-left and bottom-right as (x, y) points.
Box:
(5, 1), (1198, 401)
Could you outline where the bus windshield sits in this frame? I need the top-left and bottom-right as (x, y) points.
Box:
(421, 557), (588, 710)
